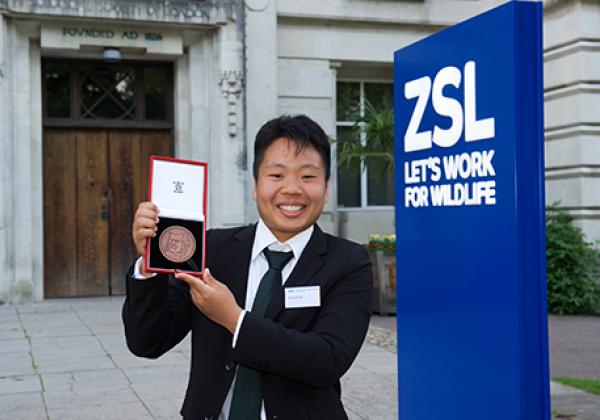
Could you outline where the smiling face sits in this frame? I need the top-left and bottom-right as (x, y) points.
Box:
(253, 137), (329, 242)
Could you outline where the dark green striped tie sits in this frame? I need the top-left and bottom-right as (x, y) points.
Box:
(228, 249), (294, 420)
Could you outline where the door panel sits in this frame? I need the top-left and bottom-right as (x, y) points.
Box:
(44, 129), (78, 298)
(108, 130), (172, 294)
(76, 130), (110, 296)
(44, 128), (173, 297)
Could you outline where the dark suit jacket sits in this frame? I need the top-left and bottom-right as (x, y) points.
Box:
(122, 224), (373, 420)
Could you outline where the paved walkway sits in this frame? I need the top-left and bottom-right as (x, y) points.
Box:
(1, 297), (599, 419)
(0, 297), (396, 419)
(549, 315), (600, 379)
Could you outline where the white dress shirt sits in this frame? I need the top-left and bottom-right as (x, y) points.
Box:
(133, 219), (314, 420)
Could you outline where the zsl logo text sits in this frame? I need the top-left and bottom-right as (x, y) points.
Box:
(404, 61), (495, 152)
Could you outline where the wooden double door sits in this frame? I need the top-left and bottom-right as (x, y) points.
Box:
(43, 128), (172, 297)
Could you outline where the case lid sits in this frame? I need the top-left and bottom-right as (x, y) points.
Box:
(150, 157), (206, 220)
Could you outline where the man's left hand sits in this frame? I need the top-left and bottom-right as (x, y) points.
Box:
(175, 269), (242, 334)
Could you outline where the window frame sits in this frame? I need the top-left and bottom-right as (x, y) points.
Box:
(335, 78), (394, 210)
(42, 58), (174, 129)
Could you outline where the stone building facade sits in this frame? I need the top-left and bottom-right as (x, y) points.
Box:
(0, 0), (598, 302)
(0, 0), (246, 301)
(543, 0), (600, 246)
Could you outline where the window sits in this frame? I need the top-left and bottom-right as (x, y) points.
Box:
(80, 64), (136, 120)
(336, 81), (394, 208)
(44, 63), (71, 118)
(42, 60), (172, 128)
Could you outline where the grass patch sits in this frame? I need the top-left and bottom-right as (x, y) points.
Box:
(552, 410), (576, 419)
(553, 376), (600, 395)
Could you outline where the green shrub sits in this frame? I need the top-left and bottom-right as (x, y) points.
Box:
(546, 203), (600, 315)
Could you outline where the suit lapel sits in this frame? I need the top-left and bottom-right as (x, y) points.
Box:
(266, 225), (328, 320)
(222, 224), (256, 308)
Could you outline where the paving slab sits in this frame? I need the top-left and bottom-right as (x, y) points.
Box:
(0, 337), (30, 354)
(95, 333), (130, 354)
(86, 324), (125, 336)
(342, 343), (398, 420)
(16, 302), (73, 315)
(43, 385), (140, 411)
(48, 401), (150, 420)
(0, 392), (47, 420)
(146, 397), (185, 419)
(122, 364), (190, 385)
(552, 392), (600, 420)
(30, 335), (107, 356)
(19, 311), (80, 323)
(0, 323), (26, 339)
(30, 336), (116, 374)
(0, 374), (42, 394)
(0, 312), (20, 324)
(132, 382), (188, 419)
(34, 354), (116, 374)
(109, 349), (189, 369)
(131, 381), (187, 402)
(25, 325), (92, 339)
(0, 351), (35, 376)
(41, 369), (130, 392)
(0, 306), (17, 315)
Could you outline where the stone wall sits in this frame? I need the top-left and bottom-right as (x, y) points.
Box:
(544, 0), (600, 245)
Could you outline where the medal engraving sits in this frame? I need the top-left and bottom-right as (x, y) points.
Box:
(158, 226), (196, 263)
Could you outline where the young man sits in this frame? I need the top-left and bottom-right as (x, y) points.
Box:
(123, 115), (373, 420)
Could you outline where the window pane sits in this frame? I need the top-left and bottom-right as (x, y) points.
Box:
(144, 67), (168, 120)
(45, 63), (71, 118)
(81, 64), (135, 119)
(367, 157), (394, 206)
(336, 126), (361, 207)
(364, 83), (394, 205)
(337, 82), (360, 122)
(364, 83), (393, 113)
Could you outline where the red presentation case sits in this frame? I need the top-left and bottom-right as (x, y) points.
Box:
(145, 155), (207, 275)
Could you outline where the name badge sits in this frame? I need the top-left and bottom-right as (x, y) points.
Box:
(284, 286), (320, 309)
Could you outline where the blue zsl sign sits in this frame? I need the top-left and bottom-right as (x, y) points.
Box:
(404, 61), (497, 208)
(394, 2), (550, 420)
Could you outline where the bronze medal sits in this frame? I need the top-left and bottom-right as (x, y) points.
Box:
(158, 226), (196, 263)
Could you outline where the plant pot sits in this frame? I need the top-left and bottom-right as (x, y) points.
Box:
(369, 250), (396, 315)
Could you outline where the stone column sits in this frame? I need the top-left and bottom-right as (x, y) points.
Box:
(216, 22), (246, 226)
(0, 19), (42, 303)
(178, 22), (245, 229)
(244, 0), (277, 222)
(543, 0), (600, 245)
(0, 15), (10, 303)
(9, 21), (43, 303)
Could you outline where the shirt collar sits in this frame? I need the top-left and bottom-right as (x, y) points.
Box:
(251, 218), (314, 261)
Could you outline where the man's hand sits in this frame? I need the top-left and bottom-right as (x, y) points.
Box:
(175, 269), (242, 334)
(132, 202), (159, 276)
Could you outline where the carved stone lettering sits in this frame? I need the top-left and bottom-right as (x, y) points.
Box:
(0, 0), (236, 23)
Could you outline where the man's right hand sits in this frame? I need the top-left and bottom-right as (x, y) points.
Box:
(132, 202), (160, 272)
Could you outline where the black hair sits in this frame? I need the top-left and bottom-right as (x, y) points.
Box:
(253, 114), (331, 180)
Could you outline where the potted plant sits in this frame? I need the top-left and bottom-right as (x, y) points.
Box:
(367, 234), (396, 315)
